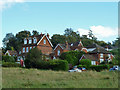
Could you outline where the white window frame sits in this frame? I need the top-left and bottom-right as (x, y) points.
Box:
(24, 38), (27, 44)
(44, 39), (46, 44)
(100, 59), (104, 63)
(23, 47), (25, 53)
(100, 53), (103, 58)
(26, 47), (29, 52)
(33, 37), (37, 44)
(30, 47), (32, 50)
(29, 38), (32, 44)
(108, 54), (111, 58)
(91, 61), (96, 65)
(57, 50), (60, 56)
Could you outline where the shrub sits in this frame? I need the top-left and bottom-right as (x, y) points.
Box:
(59, 50), (85, 65)
(100, 61), (106, 64)
(90, 65), (109, 72)
(79, 59), (91, 69)
(109, 61), (113, 64)
(2, 55), (15, 62)
(2, 62), (20, 67)
(24, 47), (42, 68)
(49, 60), (69, 71)
(77, 65), (87, 68)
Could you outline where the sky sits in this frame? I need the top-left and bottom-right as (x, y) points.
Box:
(0, 0), (118, 47)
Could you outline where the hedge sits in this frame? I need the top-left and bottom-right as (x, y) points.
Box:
(27, 59), (69, 71)
(79, 59), (91, 69)
(90, 65), (109, 72)
(2, 55), (15, 62)
(2, 62), (20, 67)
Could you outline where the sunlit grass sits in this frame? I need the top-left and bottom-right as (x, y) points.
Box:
(2, 67), (118, 88)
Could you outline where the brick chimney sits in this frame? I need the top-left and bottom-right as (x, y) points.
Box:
(47, 33), (49, 38)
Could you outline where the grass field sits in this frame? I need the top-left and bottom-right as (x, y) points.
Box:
(2, 67), (119, 88)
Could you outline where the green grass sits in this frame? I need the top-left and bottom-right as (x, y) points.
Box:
(2, 67), (119, 88)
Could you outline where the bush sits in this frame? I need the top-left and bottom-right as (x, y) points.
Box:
(29, 60), (69, 71)
(2, 55), (15, 62)
(2, 62), (20, 67)
(24, 47), (42, 68)
(79, 59), (91, 69)
(77, 65), (87, 68)
(59, 50), (85, 65)
(49, 60), (69, 71)
(100, 61), (106, 64)
(90, 65), (109, 72)
(109, 61), (113, 64)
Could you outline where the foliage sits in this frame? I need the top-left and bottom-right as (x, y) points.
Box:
(2, 62), (20, 67)
(77, 65), (87, 69)
(59, 51), (85, 65)
(24, 47), (42, 68)
(90, 65), (110, 72)
(2, 55), (15, 62)
(79, 59), (91, 69)
(32, 30), (39, 36)
(51, 34), (66, 48)
(28, 59), (69, 71)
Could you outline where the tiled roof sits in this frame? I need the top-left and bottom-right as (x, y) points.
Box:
(7, 50), (18, 56)
(81, 54), (98, 61)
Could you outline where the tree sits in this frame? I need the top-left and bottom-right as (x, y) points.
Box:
(24, 47), (42, 68)
(32, 30), (39, 36)
(51, 34), (66, 48)
(2, 33), (14, 48)
(79, 59), (91, 69)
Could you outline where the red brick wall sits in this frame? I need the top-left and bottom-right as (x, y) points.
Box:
(54, 45), (63, 57)
(37, 36), (53, 55)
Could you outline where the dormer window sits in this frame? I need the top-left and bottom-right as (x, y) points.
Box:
(44, 39), (46, 44)
(23, 47), (25, 53)
(29, 38), (32, 44)
(100, 53), (103, 58)
(33, 37), (37, 44)
(24, 38), (27, 44)
(71, 43), (73, 46)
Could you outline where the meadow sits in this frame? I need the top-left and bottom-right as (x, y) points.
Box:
(2, 67), (119, 88)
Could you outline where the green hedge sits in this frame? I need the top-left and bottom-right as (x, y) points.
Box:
(29, 59), (69, 71)
(2, 55), (15, 62)
(90, 65), (109, 72)
(79, 59), (91, 69)
(77, 65), (87, 69)
(2, 62), (20, 67)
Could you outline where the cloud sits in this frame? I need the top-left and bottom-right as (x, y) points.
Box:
(77, 25), (118, 41)
(0, 0), (25, 11)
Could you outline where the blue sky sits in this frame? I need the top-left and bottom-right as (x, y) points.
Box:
(1, 1), (118, 47)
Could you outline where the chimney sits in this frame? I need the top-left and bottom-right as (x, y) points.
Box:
(65, 41), (68, 49)
(47, 33), (49, 38)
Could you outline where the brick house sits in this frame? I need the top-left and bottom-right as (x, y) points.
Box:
(80, 43), (114, 65)
(18, 33), (53, 60)
(5, 50), (18, 56)
(54, 40), (87, 58)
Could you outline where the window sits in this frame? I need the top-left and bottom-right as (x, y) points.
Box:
(24, 38), (27, 44)
(30, 47), (32, 50)
(23, 48), (25, 53)
(108, 54), (111, 58)
(29, 38), (32, 44)
(100, 53), (103, 58)
(100, 59), (104, 63)
(33, 46), (35, 48)
(26, 47), (29, 52)
(33, 37), (37, 44)
(44, 39), (46, 44)
(91, 61), (96, 65)
(57, 50), (60, 56)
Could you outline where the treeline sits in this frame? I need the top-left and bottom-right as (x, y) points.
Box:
(2, 28), (119, 54)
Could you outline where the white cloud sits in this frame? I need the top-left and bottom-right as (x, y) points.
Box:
(77, 25), (118, 41)
(0, 0), (25, 11)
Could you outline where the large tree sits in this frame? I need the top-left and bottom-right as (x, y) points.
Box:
(32, 30), (39, 36)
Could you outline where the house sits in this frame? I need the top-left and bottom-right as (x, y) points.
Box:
(79, 54), (99, 65)
(80, 43), (114, 65)
(5, 50), (18, 56)
(54, 40), (87, 58)
(18, 33), (53, 60)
